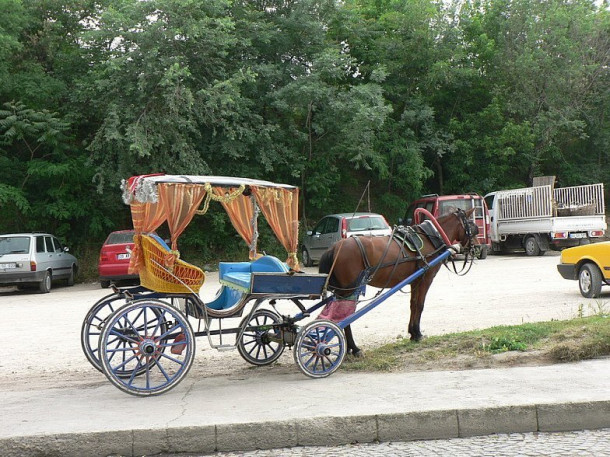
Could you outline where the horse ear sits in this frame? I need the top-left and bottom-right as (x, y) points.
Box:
(465, 207), (476, 217)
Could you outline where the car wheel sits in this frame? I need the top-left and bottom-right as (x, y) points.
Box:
(524, 236), (540, 256)
(39, 271), (51, 294)
(302, 247), (313, 267)
(66, 266), (75, 286)
(100, 280), (111, 289)
(578, 263), (602, 298)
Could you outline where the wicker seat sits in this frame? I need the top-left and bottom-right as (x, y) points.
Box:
(139, 234), (205, 293)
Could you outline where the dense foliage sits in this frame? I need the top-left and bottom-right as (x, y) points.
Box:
(1, 0), (608, 267)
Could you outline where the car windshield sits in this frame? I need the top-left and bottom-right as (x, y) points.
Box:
(106, 232), (135, 245)
(347, 216), (388, 232)
(0, 236), (30, 255)
(439, 199), (484, 218)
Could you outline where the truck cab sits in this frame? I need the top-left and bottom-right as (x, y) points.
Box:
(403, 193), (491, 259)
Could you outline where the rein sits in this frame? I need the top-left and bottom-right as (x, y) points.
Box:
(442, 209), (477, 276)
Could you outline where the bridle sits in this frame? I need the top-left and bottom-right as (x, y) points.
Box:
(445, 208), (479, 276)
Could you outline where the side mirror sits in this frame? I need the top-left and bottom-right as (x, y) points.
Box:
(406, 218), (413, 226)
(63, 247), (70, 252)
(306, 230), (313, 236)
(397, 218), (404, 225)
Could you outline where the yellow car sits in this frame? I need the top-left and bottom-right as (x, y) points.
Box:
(557, 241), (610, 298)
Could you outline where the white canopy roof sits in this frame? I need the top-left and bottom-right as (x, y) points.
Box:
(122, 174), (297, 204)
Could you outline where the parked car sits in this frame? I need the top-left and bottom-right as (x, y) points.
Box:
(301, 213), (392, 266)
(0, 233), (78, 293)
(98, 230), (138, 288)
(557, 241), (610, 298)
(402, 193), (491, 259)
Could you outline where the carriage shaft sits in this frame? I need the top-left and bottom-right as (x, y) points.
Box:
(337, 249), (452, 329)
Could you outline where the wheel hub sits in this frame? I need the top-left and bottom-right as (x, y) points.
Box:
(581, 273), (591, 291)
(316, 344), (332, 357)
(139, 338), (159, 357)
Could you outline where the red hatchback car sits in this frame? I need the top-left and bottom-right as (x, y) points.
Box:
(98, 230), (138, 288)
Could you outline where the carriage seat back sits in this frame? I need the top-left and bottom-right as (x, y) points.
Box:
(139, 233), (205, 293)
(219, 255), (289, 292)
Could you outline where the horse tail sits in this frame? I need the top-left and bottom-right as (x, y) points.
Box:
(318, 244), (335, 275)
(319, 244), (341, 289)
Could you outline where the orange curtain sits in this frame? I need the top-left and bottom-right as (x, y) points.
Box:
(128, 201), (166, 274)
(214, 187), (258, 260)
(253, 187), (300, 270)
(157, 183), (207, 250)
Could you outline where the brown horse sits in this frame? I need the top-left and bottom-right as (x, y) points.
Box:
(318, 208), (478, 355)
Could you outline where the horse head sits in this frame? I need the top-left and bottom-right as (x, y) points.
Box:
(435, 207), (479, 252)
(452, 207), (479, 252)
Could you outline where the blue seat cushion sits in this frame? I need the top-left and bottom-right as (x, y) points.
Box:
(221, 272), (252, 291)
(219, 256), (288, 292)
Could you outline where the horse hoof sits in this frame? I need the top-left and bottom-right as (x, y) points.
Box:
(410, 335), (423, 342)
(350, 349), (364, 358)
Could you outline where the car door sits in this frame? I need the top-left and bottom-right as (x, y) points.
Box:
(308, 217), (328, 261)
(310, 217), (338, 260)
(51, 237), (71, 279)
(34, 235), (54, 275)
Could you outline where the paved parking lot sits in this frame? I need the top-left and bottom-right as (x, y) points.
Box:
(0, 251), (605, 390)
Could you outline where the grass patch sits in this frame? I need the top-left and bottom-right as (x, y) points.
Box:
(342, 315), (610, 372)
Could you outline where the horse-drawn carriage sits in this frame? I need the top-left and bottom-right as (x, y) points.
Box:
(81, 174), (477, 396)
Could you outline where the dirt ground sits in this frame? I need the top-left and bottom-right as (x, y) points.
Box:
(0, 251), (607, 391)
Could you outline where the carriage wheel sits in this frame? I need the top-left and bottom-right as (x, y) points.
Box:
(293, 320), (346, 378)
(237, 309), (285, 366)
(81, 292), (126, 373)
(99, 299), (195, 396)
(82, 293), (168, 378)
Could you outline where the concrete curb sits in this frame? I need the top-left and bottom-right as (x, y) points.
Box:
(3, 400), (609, 457)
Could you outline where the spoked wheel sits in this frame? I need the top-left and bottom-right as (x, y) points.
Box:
(81, 292), (132, 373)
(293, 320), (346, 378)
(99, 299), (195, 396)
(237, 308), (284, 366)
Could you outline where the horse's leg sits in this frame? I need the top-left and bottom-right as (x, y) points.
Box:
(344, 325), (362, 357)
(408, 270), (437, 341)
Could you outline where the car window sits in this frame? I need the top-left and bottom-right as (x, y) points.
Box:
(484, 195), (494, 211)
(404, 204), (416, 223)
(52, 237), (64, 253)
(36, 236), (46, 253)
(0, 236), (30, 255)
(324, 218), (339, 235)
(44, 236), (54, 253)
(106, 232), (135, 244)
(367, 216), (388, 230)
(438, 198), (485, 218)
(312, 218), (327, 235)
(348, 216), (388, 231)
(410, 202), (432, 223)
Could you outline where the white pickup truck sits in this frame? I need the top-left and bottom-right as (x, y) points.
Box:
(484, 183), (606, 256)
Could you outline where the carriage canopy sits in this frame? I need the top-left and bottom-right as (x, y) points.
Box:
(122, 174), (301, 275)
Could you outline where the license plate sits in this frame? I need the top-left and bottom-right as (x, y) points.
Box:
(0, 263), (16, 269)
(117, 253), (131, 260)
(569, 233), (587, 239)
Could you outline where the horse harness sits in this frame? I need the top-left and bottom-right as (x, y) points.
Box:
(351, 220), (445, 291)
(352, 209), (478, 289)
